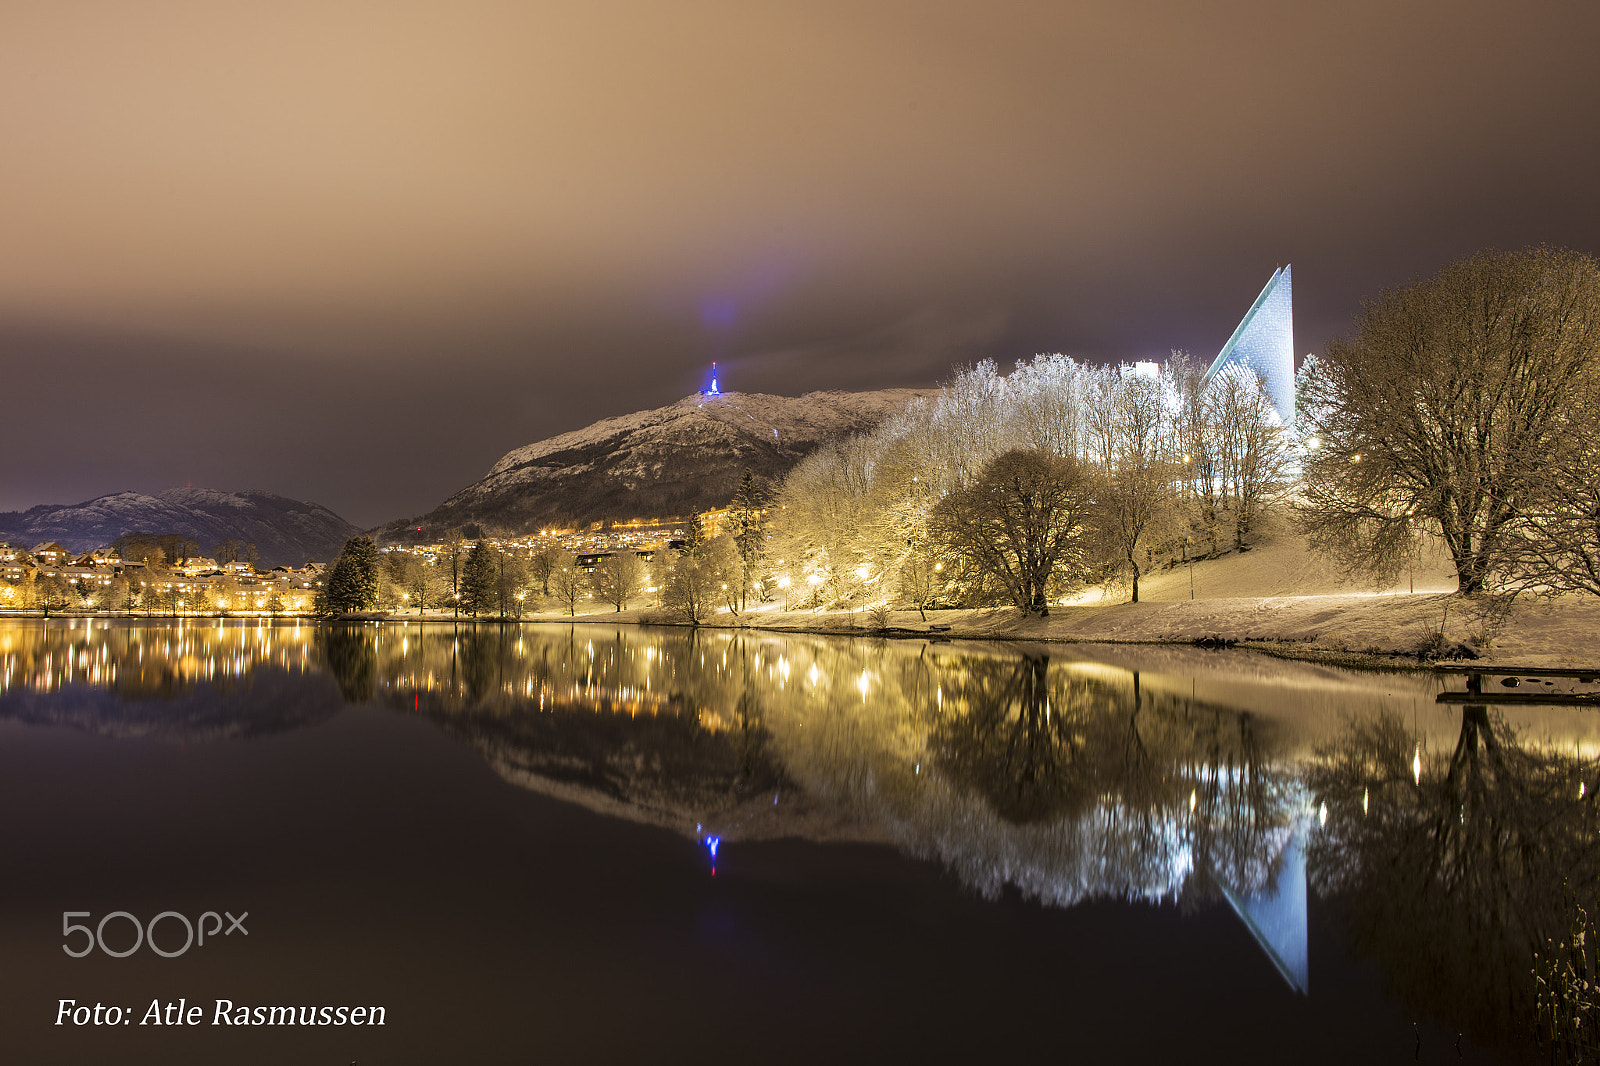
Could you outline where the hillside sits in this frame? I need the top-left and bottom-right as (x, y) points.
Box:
(0, 487), (362, 567)
(388, 388), (929, 537)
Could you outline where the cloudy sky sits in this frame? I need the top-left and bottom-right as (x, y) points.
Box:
(3, 0), (1597, 526)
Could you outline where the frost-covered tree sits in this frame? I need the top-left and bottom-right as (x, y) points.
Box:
(1207, 363), (1293, 550)
(1092, 368), (1180, 602)
(661, 552), (717, 624)
(590, 551), (646, 612)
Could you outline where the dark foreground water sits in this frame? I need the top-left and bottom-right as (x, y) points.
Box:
(2, 619), (1597, 1065)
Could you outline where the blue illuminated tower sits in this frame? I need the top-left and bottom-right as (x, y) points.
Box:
(707, 362), (720, 395)
(1203, 265), (1294, 424)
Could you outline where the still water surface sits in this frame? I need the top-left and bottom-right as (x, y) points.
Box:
(2, 618), (1597, 1064)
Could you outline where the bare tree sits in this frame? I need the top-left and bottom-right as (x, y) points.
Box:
(527, 542), (562, 596)
(214, 538), (245, 565)
(403, 555), (434, 614)
(440, 531), (467, 616)
(1297, 247), (1600, 593)
(928, 449), (1096, 614)
(1207, 363), (1293, 549)
(493, 548), (527, 618)
(549, 558), (586, 616)
(1504, 364), (1600, 595)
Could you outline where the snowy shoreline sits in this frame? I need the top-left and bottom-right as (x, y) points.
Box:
(493, 590), (1600, 672)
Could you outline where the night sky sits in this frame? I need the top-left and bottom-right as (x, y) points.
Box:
(3, 1), (1597, 528)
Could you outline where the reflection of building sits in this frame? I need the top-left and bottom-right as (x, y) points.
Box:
(1220, 826), (1308, 994)
(1204, 265), (1294, 425)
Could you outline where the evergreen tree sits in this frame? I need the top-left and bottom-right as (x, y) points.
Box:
(681, 512), (707, 558)
(728, 471), (767, 609)
(317, 536), (380, 614)
(461, 542), (497, 618)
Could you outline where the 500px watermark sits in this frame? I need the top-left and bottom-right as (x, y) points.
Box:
(62, 911), (247, 958)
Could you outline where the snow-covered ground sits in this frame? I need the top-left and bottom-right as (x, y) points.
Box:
(512, 529), (1600, 668)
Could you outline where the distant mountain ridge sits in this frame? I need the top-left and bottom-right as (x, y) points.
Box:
(0, 488), (362, 567)
(387, 389), (929, 537)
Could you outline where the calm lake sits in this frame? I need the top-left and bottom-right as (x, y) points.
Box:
(2, 618), (1596, 1064)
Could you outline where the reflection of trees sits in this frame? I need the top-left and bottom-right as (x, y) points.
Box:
(316, 624), (377, 703)
(459, 626), (503, 703)
(356, 624), (791, 835)
(1308, 708), (1600, 1049)
(934, 655), (1109, 823)
(928, 656), (1297, 902)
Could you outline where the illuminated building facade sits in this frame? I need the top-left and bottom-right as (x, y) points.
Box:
(1203, 265), (1294, 425)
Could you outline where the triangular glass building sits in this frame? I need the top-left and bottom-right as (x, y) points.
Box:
(1203, 265), (1294, 425)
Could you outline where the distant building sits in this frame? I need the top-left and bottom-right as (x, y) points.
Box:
(1203, 265), (1295, 425)
(30, 542), (71, 566)
(574, 549), (656, 572)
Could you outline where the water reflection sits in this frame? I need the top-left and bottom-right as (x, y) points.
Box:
(0, 618), (332, 739)
(1309, 705), (1600, 1045)
(3, 617), (1596, 1053)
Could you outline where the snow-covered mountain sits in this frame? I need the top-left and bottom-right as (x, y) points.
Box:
(389, 389), (929, 536)
(0, 488), (361, 566)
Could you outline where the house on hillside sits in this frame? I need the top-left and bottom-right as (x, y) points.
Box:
(30, 543), (71, 566)
(1, 557), (35, 582)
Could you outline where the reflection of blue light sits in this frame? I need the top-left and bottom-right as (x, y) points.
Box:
(706, 836), (720, 858)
